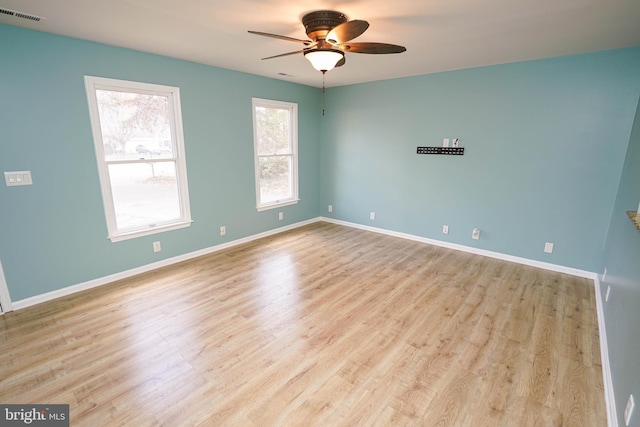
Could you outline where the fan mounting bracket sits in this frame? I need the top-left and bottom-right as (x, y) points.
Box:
(302, 10), (347, 41)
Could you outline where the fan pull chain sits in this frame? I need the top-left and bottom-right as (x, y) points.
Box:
(322, 70), (326, 117)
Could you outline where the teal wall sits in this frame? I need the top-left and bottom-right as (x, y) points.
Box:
(600, 96), (640, 427)
(0, 25), (321, 301)
(1, 21), (640, 427)
(320, 48), (640, 271)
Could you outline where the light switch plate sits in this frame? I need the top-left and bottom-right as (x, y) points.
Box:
(4, 171), (33, 186)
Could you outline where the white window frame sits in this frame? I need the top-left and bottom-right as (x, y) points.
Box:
(252, 98), (299, 211)
(85, 76), (192, 242)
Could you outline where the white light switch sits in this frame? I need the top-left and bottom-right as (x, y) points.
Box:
(4, 171), (33, 186)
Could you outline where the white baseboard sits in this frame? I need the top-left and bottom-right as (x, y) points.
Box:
(319, 217), (596, 279)
(11, 218), (319, 311)
(594, 274), (618, 427)
(323, 217), (615, 425)
(11, 216), (596, 306)
(7, 216), (615, 425)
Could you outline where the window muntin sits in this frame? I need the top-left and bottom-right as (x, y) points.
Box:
(252, 98), (298, 210)
(85, 76), (191, 242)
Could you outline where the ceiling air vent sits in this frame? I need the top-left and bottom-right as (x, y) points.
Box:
(0, 7), (44, 22)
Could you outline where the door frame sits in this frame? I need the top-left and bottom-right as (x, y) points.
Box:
(0, 260), (13, 314)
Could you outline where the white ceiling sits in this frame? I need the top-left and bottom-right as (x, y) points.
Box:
(2, 0), (639, 88)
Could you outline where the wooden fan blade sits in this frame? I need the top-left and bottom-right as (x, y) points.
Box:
(326, 20), (369, 44)
(248, 31), (313, 45)
(261, 49), (309, 60)
(335, 56), (346, 67)
(337, 42), (406, 54)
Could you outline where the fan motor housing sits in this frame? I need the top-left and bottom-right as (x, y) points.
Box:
(302, 10), (347, 40)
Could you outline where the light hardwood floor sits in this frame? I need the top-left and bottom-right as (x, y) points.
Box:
(0, 222), (605, 426)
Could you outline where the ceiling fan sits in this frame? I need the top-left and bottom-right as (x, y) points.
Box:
(248, 10), (406, 74)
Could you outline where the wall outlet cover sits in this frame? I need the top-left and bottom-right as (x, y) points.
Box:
(624, 394), (634, 426)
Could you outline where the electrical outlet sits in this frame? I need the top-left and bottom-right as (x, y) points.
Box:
(605, 285), (611, 302)
(472, 228), (480, 240)
(220, 226), (226, 236)
(544, 242), (554, 253)
(624, 394), (634, 426)
(370, 212), (376, 221)
(153, 241), (161, 253)
(442, 225), (449, 234)
(452, 138), (459, 147)
(443, 138), (450, 147)
(278, 212), (283, 221)
(328, 204), (333, 213)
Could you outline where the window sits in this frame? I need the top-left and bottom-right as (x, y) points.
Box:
(85, 76), (192, 242)
(252, 98), (299, 211)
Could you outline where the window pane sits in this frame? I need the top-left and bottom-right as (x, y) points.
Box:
(255, 106), (291, 155)
(108, 162), (180, 230)
(259, 156), (292, 203)
(95, 90), (174, 161)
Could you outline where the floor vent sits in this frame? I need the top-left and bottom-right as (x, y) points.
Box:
(0, 7), (44, 22)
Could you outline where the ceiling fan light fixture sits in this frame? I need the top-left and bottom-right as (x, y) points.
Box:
(304, 49), (344, 72)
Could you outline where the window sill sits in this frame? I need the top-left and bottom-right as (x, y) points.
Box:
(108, 220), (193, 242)
(256, 199), (299, 212)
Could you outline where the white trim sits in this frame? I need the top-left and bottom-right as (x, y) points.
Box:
(84, 75), (192, 242)
(0, 260), (13, 314)
(256, 198), (300, 212)
(108, 219), (193, 242)
(8, 216), (614, 423)
(594, 274), (618, 427)
(319, 217), (596, 279)
(12, 217), (600, 311)
(252, 97), (299, 211)
(11, 218), (319, 311)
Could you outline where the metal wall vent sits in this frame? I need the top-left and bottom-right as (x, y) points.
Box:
(0, 7), (44, 22)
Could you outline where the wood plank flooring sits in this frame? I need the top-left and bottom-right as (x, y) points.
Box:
(0, 222), (605, 426)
